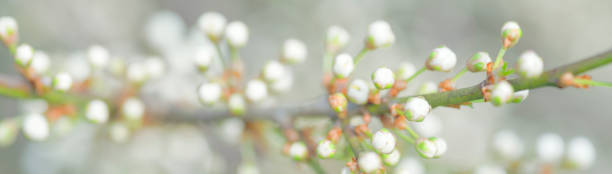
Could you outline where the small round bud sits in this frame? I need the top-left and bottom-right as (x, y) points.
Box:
(0, 16), (18, 45)
(198, 82), (222, 105)
(86, 99), (109, 124)
(511, 90), (529, 103)
(474, 165), (507, 174)
(358, 151), (382, 173)
(225, 21), (249, 48)
(317, 139), (336, 159)
(22, 113), (49, 141)
(193, 46), (216, 72)
(122, 97), (145, 121)
(52, 72), (73, 92)
(15, 44), (34, 67)
(245, 79), (268, 102)
(383, 149), (401, 166)
(329, 93), (348, 113)
(262, 60), (286, 82)
(517, 51), (543, 78)
(144, 57), (165, 79)
(228, 93), (246, 115)
(333, 53), (354, 78)
(394, 157), (425, 174)
(87, 45), (110, 68)
(326, 25), (350, 52)
(31, 51), (50, 75)
(467, 52), (492, 72)
(281, 39), (307, 64)
(426, 46), (457, 72)
(372, 128), (396, 154)
(493, 130), (524, 161)
(198, 12), (227, 42)
(403, 97), (431, 122)
(367, 20), (395, 49)
(347, 79), (370, 105)
(501, 21), (522, 49)
(289, 141), (308, 161)
(415, 137), (446, 159)
(417, 81), (438, 95)
(270, 71), (293, 93)
(126, 62), (148, 84)
(0, 118), (19, 146)
(566, 136), (595, 170)
(372, 67), (395, 89)
(429, 137), (447, 158)
(536, 133), (564, 163)
(397, 62), (417, 81)
(491, 81), (514, 106)
(109, 122), (130, 143)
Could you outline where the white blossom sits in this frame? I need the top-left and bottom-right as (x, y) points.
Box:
(566, 136), (596, 170)
(501, 21), (522, 49)
(426, 46), (457, 72)
(372, 67), (395, 89)
(270, 70), (293, 93)
(126, 62), (148, 84)
(333, 53), (354, 78)
(383, 149), (401, 166)
(358, 151), (382, 173)
(52, 72), (73, 92)
(404, 97), (431, 122)
(282, 39), (307, 64)
(31, 51), (50, 75)
(0, 16), (18, 45)
(245, 79), (268, 102)
(228, 93), (246, 115)
(198, 12), (226, 41)
(347, 79), (369, 105)
(87, 45), (110, 68)
(491, 81), (514, 106)
(86, 100), (109, 124)
(367, 20), (395, 49)
(225, 21), (249, 48)
(467, 52), (491, 72)
(536, 133), (564, 163)
(194, 46), (216, 72)
(317, 139), (336, 159)
(262, 60), (286, 82)
(289, 141), (308, 161)
(122, 97), (145, 121)
(326, 25), (350, 52)
(372, 128), (396, 154)
(397, 62), (417, 81)
(198, 82), (222, 105)
(144, 57), (165, 79)
(394, 157), (424, 174)
(22, 113), (49, 141)
(493, 130), (524, 161)
(517, 51), (543, 78)
(15, 44), (33, 67)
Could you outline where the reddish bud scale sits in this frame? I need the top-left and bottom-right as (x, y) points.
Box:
(388, 80), (407, 97)
(438, 79), (455, 92)
(326, 127), (342, 143)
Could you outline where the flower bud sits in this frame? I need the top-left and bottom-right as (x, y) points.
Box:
(262, 60), (286, 82)
(536, 133), (564, 163)
(403, 97), (431, 122)
(372, 67), (395, 89)
(122, 97), (145, 121)
(397, 62), (417, 81)
(52, 72), (73, 92)
(144, 57), (165, 79)
(366, 20), (395, 50)
(326, 25), (350, 52)
(467, 52), (492, 72)
(426, 46), (457, 72)
(417, 81), (438, 95)
(317, 139), (336, 159)
(347, 79), (369, 105)
(517, 51), (543, 78)
(270, 70), (293, 93)
(333, 53), (354, 78)
(228, 93), (246, 115)
(491, 80), (514, 106)
(193, 46), (216, 72)
(372, 128), (396, 154)
(493, 130), (524, 161)
(511, 90), (529, 103)
(126, 62), (148, 84)
(429, 137), (447, 158)
(415, 137), (446, 158)
(289, 141), (308, 161)
(198, 82), (222, 105)
(86, 99), (109, 124)
(31, 51), (50, 75)
(0, 118), (19, 146)
(358, 151), (382, 173)
(383, 149), (401, 166)
(328, 93), (348, 113)
(225, 21), (249, 48)
(281, 39), (307, 64)
(501, 21), (522, 49)
(198, 12), (227, 42)
(245, 79), (268, 102)
(22, 113), (49, 141)
(15, 44), (33, 67)
(109, 122), (130, 143)
(394, 157), (425, 174)
(0, 16), (18, 46)
(566, 136), (595, 170)
(87, 45), (110, 69)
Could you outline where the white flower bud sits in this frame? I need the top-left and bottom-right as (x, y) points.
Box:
(144, 57), (165, 79)
(198, 12), (226, 42)
(412, 114), (442, 137)
(262, 60), (286, 82)
(415, 137), (446, 159)
(245, 79), (268, 102)
(426, 46), (457, 72)
(281, 39), (307, 64)
(501, 21), (522, 49)
(0, 118), (19, 146)
(31, 51), (50, 75)
(566, 136), (595, 170)
(87, 45), (110, 68)
(317, 139), (336, 159)
(198, 82), (222, 105)
(0, 16), (18, 45)
(403, 97), (431, 122)
(467, 52), (492, 72)
(22, 113), (49, 141)
(511, 90), (529, 103)
(536, 133), (564, 163)
(15, 44), (33, 67)
(372, 67), (395, 89)
(289, 141), (308, 161)
(367, 20), (395, 49)
(394, 157), (424, 174)
(238, 163), (259, 174)
(326, 25), (350, 52)
(491, 81), (514, 106)
(383, 149), (401, 166)
(474, 165), (507, 174)
(333, 53), (354, 78)
(109, 122), (130, 143)
(126, 62), (148, 84)
(493, 130), (524, 161)
(228, 93), (246, 115)
(358, 151), (382, 173)
(417, 81), (438, 95)
(372, 128), (396, 154)
(329, 93), (348, 113)
(270, 70), (293, 93)
(52, 72), (73, 92)
(86, 100), (109, 124)
(517, 51), (543, 78)
(347, 79), (369, 105)
(122, 97), (145, 121)
(430, 137), (447, 158)
(225, 21), (249, 48)
(397, 62), (417, 81)
(193, 46), (216, 72)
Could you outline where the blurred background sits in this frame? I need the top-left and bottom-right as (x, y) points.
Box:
(1, 0), (612, 173)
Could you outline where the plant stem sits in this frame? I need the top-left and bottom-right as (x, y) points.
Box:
(405, 67), (427, 84)
(574, 79), (612, 88)
(492, 47), (507, 70)
(393, 129), (415, 144)
(307, 159), (327, 174)
(404, 126), (420, 139)
(213, 43), (227, 68)
(451, 68), (468, 82)
(323, 52), (333, 73)
(353, 47), (369, 65)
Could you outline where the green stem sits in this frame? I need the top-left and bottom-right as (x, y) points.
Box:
(353, 47), (369, 65)
(492, 47), (507, 70)
(323, 52), (334, 73)
(574, 79), (612, 88)
(306, 159), (327, 174)
(393, 129), (415, 144)
(213, 43), (227, 68)
(229, 46), (239, 61)
(405, 67), (427, 83)
(8, 44), (16, 55)
(0, 85), (29, 99)
(451, 68), (468, 82)
(404, 126), (420, 139)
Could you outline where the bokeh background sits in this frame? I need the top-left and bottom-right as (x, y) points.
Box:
(1, 0), (612, 173)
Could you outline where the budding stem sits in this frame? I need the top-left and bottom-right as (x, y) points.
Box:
(7, 44), (16, 55)
(404, 67), (427, 84)
(213, 43), (227, 68)
(451, 68), (468, 82)
(323, 51), (333, 73)
(353, 47), (369, 65)
(492, 47), (507, 70)
(393, 129), (415, 144)
(404, 126), (420, 139)
(573, 79), (612, 88)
